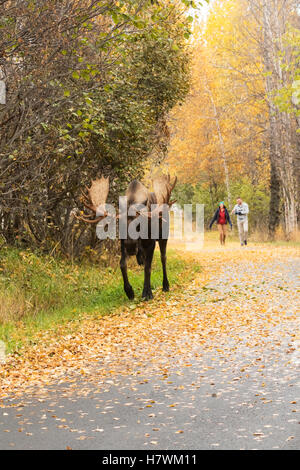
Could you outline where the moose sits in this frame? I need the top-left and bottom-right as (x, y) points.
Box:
(77, 174), (177, 300)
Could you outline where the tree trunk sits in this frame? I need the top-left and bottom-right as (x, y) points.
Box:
(261, 0), (298, 237)
(268, 159), (281, 238)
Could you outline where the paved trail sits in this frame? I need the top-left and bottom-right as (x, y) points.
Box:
(0, 244), (299, 449)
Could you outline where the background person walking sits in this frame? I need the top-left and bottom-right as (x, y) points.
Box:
(209, 202), (232, 245)
(231, 197), (249, 246)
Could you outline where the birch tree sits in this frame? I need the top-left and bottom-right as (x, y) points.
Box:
(250, 0), (299, 236)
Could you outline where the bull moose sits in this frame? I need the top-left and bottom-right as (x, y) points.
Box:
(77, 174), (177, 300)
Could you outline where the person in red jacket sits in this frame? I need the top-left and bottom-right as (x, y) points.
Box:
(209, 202), (232, 245)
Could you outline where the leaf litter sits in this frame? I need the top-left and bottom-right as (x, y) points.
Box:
(0, 244), (299, 449)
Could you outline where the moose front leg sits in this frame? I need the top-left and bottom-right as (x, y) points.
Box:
(159, 239), (169, 292)
(141, 240), (155, 300)
(120, 240), (134, 300)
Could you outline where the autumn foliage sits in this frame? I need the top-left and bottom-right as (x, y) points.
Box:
(168, 0), (299, 236)
(0, 0), (191, 256)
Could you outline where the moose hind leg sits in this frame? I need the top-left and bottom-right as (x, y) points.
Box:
(120, 241), (134, 300)
(136, 240), (145, 266)
(142, 240), (155, 300)
(159, 239), (169, 292)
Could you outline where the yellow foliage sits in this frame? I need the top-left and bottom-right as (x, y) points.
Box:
(168, 0), (270, 188)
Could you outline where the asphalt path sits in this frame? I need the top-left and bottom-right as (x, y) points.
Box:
(0, 252), (299, 450)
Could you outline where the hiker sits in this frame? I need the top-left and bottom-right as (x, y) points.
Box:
(231, 197), (249, 246)
(209, 202), (232, 245)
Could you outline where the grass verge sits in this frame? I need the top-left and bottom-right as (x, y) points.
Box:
(0, 246), (200, 354)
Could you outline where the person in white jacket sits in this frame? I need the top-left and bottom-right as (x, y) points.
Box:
(231, 197), (249, 246)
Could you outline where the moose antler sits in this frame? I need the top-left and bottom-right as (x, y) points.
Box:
(76, 176), (110, 224)
(153, 173), (177, 206)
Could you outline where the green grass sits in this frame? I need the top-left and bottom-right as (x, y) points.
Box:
(0, 246), (199, 353)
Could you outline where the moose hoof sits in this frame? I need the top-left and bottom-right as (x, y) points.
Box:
(162, 282), (170, 292)
(142, 288), (153, 301)
(125, 286), (135, 300)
